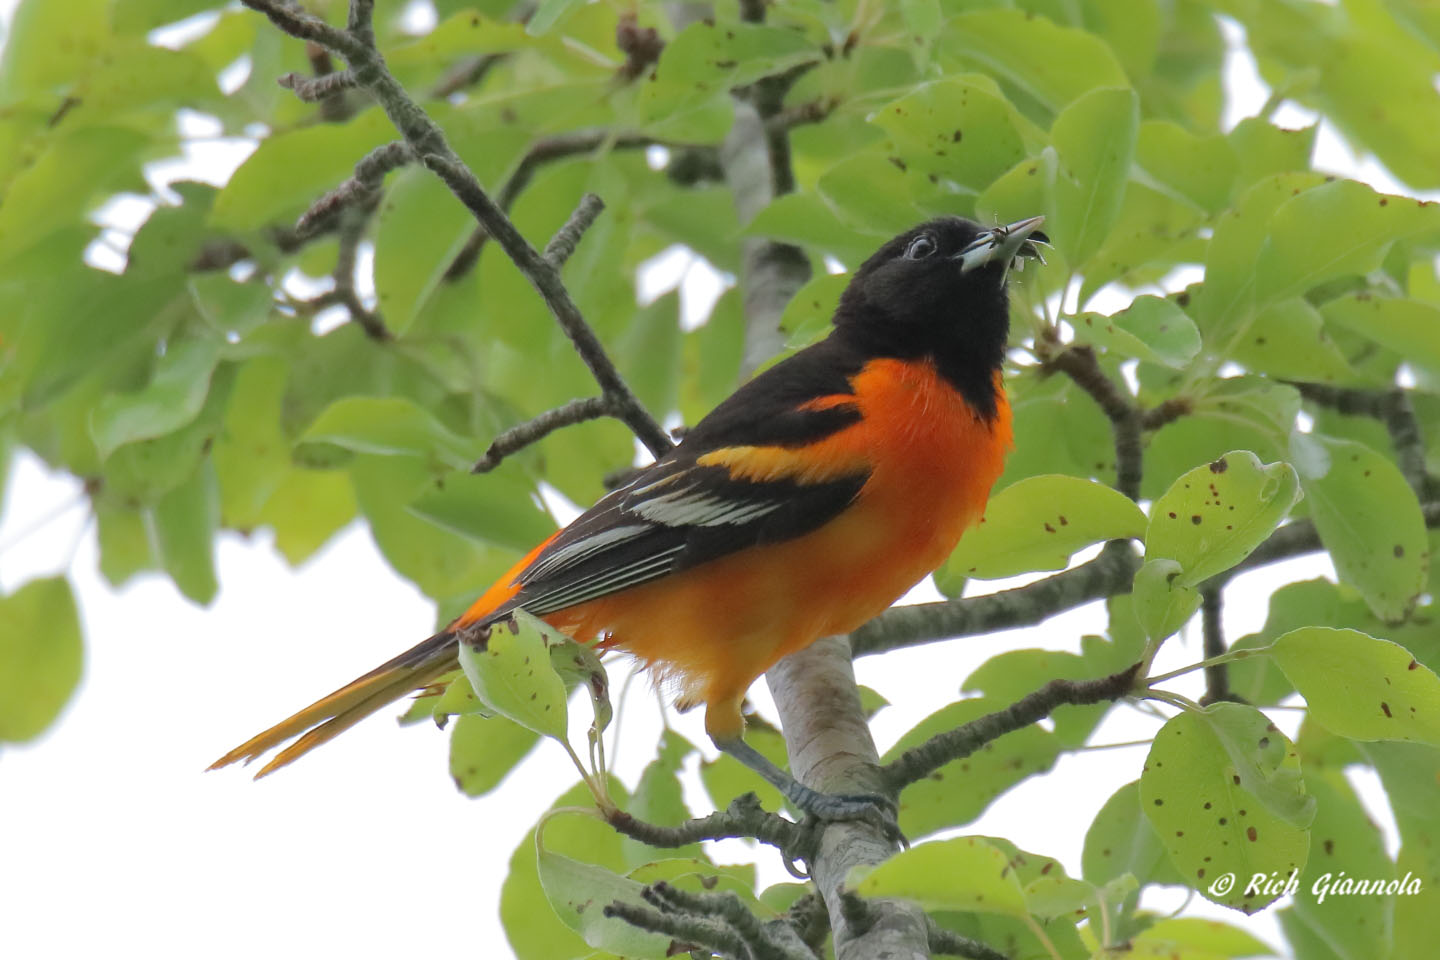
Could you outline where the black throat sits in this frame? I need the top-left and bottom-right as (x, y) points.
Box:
(832, 284), (1009, 422)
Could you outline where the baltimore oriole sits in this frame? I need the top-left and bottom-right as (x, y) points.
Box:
(211, 215), (1047, 821)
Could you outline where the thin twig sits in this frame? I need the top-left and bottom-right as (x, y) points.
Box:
(881, 664), (1142, 789)
(295, 141), (415, 238)
(1199, 587), (1231, 704)
(473, 397), (612, 473)
(1141, 395), (1192, 431)
(641, 883), (818, 960)
(543, 193), (605, 268)
(605, 793), (805, 857)
(1046, 345), (1142, 500)
(431, 53), (504, 98)
(603, 900), (749, 957)
(442, 131), (654, 281)
(279, 66), (359, 104)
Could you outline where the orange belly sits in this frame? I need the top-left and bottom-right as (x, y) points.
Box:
(546, 359), (1012, 736)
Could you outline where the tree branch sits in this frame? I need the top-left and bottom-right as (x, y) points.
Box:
(881, 664), (1142, 789)
(244, 0), (673, 458)
(767, 638), (930, 960)
(1199, 586), (1231, 704)
(1045, 345), (1142, 500)
(241, 0), (366, 58)
(850, 541), (1141, 657)
(1290, 381), (1437, 498)
(472, 397), (611, 474)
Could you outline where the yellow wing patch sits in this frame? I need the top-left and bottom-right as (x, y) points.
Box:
(697, 440), (870, 485)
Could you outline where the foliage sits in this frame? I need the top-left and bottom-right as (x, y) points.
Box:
(3, 0), (1440, 958)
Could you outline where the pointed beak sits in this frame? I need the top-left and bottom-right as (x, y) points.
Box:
(954, 215), (1049, 275)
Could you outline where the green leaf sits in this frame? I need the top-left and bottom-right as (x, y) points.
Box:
(535, 844), (670, 958)
(1049, 86), (1139, 266)
(457, 614), (570, 743)
(741, 192), (882, 267)
(1196, 171), (1329, 353)
(0, 577), (83, 743)
(408, 468), (554, 555)
(1299, 435), (1428, 621)
(634, 20), (811, 140)
(111, 0), (222, 33)
(90, 339), (220, 458)
(95, 498), (156, 587)
(1230, 298), (1357, 383)
(1256, 180), (1440, 306)
(1131, 558), (1200, 644)
(1146, 451), (1302, 587)
(527, 0), (584, 35)
(1228, 118), (1317, 190)
(852, 836), (1028, 917)
(817, 150), (927, 236)
(1264, 627), (1440, 746)
(151, 459), (219, 605)
(869, 78), (1027, 196)
(1280, 771), (1396, 960)
(615, 291), (681, 419)
(1321, 295), (1440, 377)
(502, 781), (628, 960)
(940, 10), (1129, 114)
(1141, 706), (1311, 913)
(1131, 917), (1276, 958)
(301, 396), (483, 471)
(213, 355), (291, 530)
(1082, 780), (1185, 929)
(0, 0), (109, 102)
(349, 454), (504, 598)
(1135, 120), (1236, 214)
(372, 167), (477, 336)
(881, 698), (1061, 838)
(256, 468), (356, 566)
(777, 271), (849, 352)
(449, 713), (541, 798)
(622, 732), (703, 867)
(1070, 295), (1201, 369)
(940, 474), (1145, 581)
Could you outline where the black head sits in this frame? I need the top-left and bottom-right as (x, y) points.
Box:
(832, 215), (1046, 418)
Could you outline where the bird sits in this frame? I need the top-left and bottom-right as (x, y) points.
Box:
(210, 214), (1048, 822)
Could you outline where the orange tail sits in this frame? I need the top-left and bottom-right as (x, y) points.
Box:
(207, 631), (457, 778)
(210, 532), (558, 778)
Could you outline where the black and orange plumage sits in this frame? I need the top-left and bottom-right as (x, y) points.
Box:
(211, 215), (1047, 818)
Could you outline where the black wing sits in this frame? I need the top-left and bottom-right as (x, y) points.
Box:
(499, 337), (872, 617)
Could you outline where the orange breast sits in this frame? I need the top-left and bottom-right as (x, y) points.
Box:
(549, 359), (1013, 721)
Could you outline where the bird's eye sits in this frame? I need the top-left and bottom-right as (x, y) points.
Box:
(905, 235), (937, 260)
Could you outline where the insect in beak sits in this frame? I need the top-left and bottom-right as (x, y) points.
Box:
(954, 215), (1050, 276)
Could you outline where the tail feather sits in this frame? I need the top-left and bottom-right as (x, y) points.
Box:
(208, 629), (459, 777)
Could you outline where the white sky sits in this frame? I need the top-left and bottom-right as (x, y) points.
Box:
(0, 6), (1426, 959)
